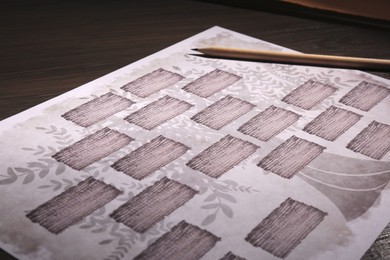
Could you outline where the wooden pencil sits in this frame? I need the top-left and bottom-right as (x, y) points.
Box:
(192, 47), (390, 70)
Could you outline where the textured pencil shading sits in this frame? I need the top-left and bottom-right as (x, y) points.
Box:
(26, 177), (122, 234)
(110, 177), (197, 233)
(121, 68), (184, 98)
(134, 220), (220, 260)
(112, 135), (190, 180)
(53, 127), (133, 170)
(62, 92), (135, 127)
(220, 252), (246, 260)
(258, 136), (325, 179)
(339, 81), (390, 111)
(282, 79), (337, 110)
(246, 197), (326, 258)
(238, 106), (300, 141)
(303, 106), (362, 141)
(125, 95), (193, 130)
(347, 121), (390, 160)
(183, 69), (242, 98)
(186, 135), (258, 178)
(192, 95), (255, 130)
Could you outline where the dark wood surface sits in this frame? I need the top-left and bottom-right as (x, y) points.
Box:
(1, 0), (390, 121)
(0, 0), (389, 259)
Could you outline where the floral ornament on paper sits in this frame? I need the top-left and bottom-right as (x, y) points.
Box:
(1, 123), (261, 260)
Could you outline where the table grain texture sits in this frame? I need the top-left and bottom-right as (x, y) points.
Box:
(0, 0), (389, 259)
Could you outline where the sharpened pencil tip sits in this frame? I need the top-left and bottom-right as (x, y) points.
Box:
(191, 48), (199, 51)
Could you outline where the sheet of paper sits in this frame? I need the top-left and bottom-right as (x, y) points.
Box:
(0, 26), (389, 260)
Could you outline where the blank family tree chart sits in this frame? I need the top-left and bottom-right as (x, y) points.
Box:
(0, 27), (389, 260)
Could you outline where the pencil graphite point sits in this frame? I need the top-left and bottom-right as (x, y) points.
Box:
(191, 48), (199, 51)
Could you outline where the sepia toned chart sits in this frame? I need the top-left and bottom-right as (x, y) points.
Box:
(0, 27), (389, 260)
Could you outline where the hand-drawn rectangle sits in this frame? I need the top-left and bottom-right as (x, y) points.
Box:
(110, 177), (197, 233)
(183, 69), (242, 98)
(112, 135), (190, 180)
(238, 105), (300, 141)
(121, 68), (184, 98)
(192, 95), (255, 130)
(26, 177), (122, 234)
(124, 95), (193, 130)
(186, 135), (258, 178)
(282, 79), (337, 110)
(62, 92), (135, 127)
(246, 197), (326, 258)
(220, 251), (246, 260)
(303, 106), (362, 141)
(53, 127), (133, 170)
(258, 136), (325, 179)
(134, 220), (220, 260)
(347, 121), (390, 160)
(339, 81), (390, 111)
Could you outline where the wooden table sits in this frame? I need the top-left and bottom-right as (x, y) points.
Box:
(0, 0), (389, 259)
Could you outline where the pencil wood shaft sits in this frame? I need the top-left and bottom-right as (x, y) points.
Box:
(193, 47), (390, 70)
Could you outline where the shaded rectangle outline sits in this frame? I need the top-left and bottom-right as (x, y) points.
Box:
(26, 177), (122, 234)
(339, 81), (390, 111)
(238, 105), (301, 141)
(282, 79), (337, 110)
(134, 220), (220, 260)
(62, 92), (135, 127)
(53, 127), (133, 170)
(246, 197), (326, 258)
(258, 136), (325, 179)
(121, 68), (184, 98)
(124, 95), (193, 130)
(347, 121), (390, 160)
(191, 95), (255, 130)
(186, 135), (259, 178)
(110, 177), (197, 233)
(112, 135), (190, 180)
(183, 69), (242, 98)
(303, 105), (362, 141)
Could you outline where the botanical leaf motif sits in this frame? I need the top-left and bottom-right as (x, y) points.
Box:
(201, 203), (219, 209)
(55, 163), (66, 175)
(50, 180), (62, 191)
(38, 185), (51, 189)
(39, 169), (49, 178)
(172, 65), (181, 71)
(23, 173), (35, 184)
(99, 239), (114, 245)
(33, 146), (45, 155)
(221, 179), (260, 193)
(201, 213), (216, 226)
(222, 180), (237, 186)
(215, 192), (237, 203)
(0, 168), (17, 185)
(199, 184), (243, 226)
(38, 158), (54, 164)
(15, 167), (33, 173)
(27, 162), (45, 168)
(92, 227), (107, 233)
(204, 193), (217, 202)
(220, 204), (233, 218)
(79, 224), (94, 229)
